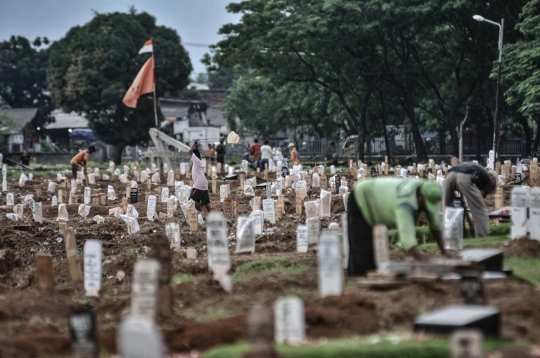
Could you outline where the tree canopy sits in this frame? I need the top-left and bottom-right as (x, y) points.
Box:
(47, 10), (192, 163)
(206, 0), (528, 160)
(0, 36), (54, 128)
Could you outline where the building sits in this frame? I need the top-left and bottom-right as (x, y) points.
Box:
(45, 110), (91, 152)
(1, 108), (41, 153)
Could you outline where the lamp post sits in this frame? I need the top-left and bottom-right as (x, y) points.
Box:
(473, 15), (503, 160)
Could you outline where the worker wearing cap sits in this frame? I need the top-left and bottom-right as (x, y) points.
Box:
(444, 163), (497, 237)
(289, 143), (299, 165)
(347, 178), (448, 276)
(70, 145), (96, 179)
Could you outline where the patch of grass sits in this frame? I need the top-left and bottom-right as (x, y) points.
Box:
(418, 235), (509, 252)
(122, 248), (137, 256)
(231, 258), (314, 283)
(171, 273), (194, 284)
(204, 337), (511, 358)
(185, 307), (234, 323)
(391, 223), (511, 247)
(505, 257), (540, 286)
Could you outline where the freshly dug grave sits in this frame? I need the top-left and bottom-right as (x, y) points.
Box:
(0, 170), (538, 357)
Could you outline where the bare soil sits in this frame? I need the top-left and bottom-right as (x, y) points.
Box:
(0, 171), (538, 357)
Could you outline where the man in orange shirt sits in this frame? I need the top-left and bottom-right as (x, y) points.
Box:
(249, 139), (262, 162)
(289, 143), (300, 165)
(71, 146), (96, 179)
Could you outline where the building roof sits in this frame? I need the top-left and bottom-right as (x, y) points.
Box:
(1, 108), (38, 134)
(161, 106), (189, 119)
(206, 107), (227, 127)
(46, 110), (89, 130)
(199, 90), (228, 108)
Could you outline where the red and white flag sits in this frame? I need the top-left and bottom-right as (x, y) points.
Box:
(138, 39), (153, 54)
(122, 57), (154, 108)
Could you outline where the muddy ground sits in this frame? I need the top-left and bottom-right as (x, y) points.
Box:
(0, 170), (539, 357)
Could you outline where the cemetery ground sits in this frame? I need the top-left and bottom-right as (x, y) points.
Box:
(0, 164), (539, 357)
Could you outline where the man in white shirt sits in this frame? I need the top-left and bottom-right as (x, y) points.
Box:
(188, 140), (212, 212)
(259, 140), (272, 170)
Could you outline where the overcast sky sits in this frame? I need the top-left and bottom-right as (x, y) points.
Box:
(0, 0), (241, 76)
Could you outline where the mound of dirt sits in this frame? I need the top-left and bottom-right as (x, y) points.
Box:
(504, 238), (540, 257)
(0, 249), (21, 274)
(305, 294), (379, 337)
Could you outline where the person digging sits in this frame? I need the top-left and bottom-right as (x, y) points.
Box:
(70, 145), (96, 180)
(188, 139), (212, 213)
(347, 177), (449, 276)
(444, 162), (497, 238)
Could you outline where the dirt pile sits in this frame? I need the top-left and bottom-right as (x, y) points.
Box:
(0, 249), (21, 274)
(504, 237), (540, 257)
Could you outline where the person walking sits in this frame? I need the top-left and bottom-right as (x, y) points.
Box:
(259, 140), (272, 170)
(249, 139), (262, 162)
(216, 137), (226, 171)
(206, 143), (216, 165)
(20, 149), (31, 167)
(444, 162), (497, 237)
(289, 143), (299, 165)
(70, 146), (96, 179)
(347, 178), (448, 276)
(188, 140), (212, 212)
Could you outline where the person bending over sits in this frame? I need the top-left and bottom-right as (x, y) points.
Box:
(444, 162), (497, 237)
(347, 178), (448, 276)
(70, 146), (96, 179)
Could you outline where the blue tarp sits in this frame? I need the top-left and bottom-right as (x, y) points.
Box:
(70, 129), (97, 142)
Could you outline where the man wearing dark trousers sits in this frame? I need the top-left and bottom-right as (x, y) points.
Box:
(347, 178), (448, 276)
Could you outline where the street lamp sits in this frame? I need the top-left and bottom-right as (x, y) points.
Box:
(473, 14), (504, 160)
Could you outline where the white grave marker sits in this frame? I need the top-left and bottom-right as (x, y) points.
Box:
(165, 222), (181, 250)
(530, 187), (540, 241)
(1, 164), (6, 192)
(6, 192), (14, 206)
(341, 213), (349, 269)
(84, 187), (91, 205)
(320, 190), (331, 218)
(161, 187), (169, 202)
(249, 210), (264, 235)
(206, 212), (232, 292)
(131, 259), (160, 319)
(58, 203), (69, 221)
(373, 225), (390, 270)
(511, 186), (527, 239)
(296, 225), (308, 253)
(274, 296), (306, 345)
(51, 195), (58, 206)
(262, 198), (276, 224)
(220, 184), (228, 202)
(118, 316), (164, 358)
(318, 230), (343, 297)
(235, 217), (255, 254)
(84, 240), (102, 297)
(32, 202), (43, 224)
(147, 195), (157, 221)
(307, 218), (320, 244)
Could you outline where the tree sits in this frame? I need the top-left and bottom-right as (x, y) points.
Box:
(47, 10), (192, 163)
(0, 107), (15, 153)
(222, 74), (340, 139)
(208, 0), (528, 161)
(503, 0), (540, 154)
(0, 36), (54, 127)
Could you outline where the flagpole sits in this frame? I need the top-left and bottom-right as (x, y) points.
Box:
(152, 39), (158, 129)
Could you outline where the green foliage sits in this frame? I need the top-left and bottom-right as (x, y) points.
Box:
(206, 0), (527, 159)
(0, 36), (54, 126)
(0, 108), (15, 152)
(47, 9), (192, 162)
(505, 257), (540, 286)
(231, 258), (314, 283)
(205, 337), (513, 358)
